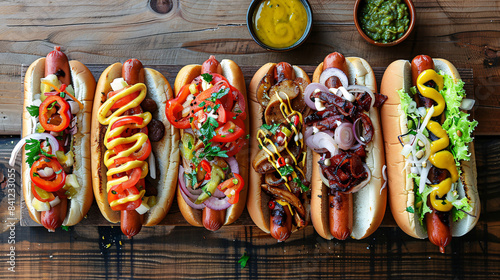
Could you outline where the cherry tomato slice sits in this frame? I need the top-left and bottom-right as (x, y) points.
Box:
(212, 117), (245, 143)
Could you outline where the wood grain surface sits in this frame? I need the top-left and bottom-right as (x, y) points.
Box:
(0, 0), (499, 278)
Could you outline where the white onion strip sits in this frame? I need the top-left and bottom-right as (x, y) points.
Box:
(148, 152), (156, 179)
(381, 165), (387, 195)
(419, 162), (432, 194)
(9, 133), (59, 167)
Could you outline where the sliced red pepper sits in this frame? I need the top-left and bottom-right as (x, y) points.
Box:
(220, 137), (247, 158)
(39, 95), (71, 132)
(32, 185), (56, 202)
(165, 84), (192, 129)
(212, 117), (245, 143)
(217, 173), (244, 204)
(108, 88), (140, 110)
(30, 156), (66, 192)
(190, 73), (230, 95)
(200, 160), (212, 180)
(110, 116), (144, 130)
(277, 157), (286, 167)
(108, 186), (142, 211)
(109, 167), (142, 194)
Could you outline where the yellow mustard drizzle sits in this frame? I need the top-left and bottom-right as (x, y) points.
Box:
(416, 69), (444, 117)
(98, 83), (151, 207)
(256, 93), (305, 215)
(417, 72), (458, 212)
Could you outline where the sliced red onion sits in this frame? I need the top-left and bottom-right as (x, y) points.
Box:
(179, 185), (206, 210)
(149, 152), (156, 180)
(226, 156), (239, 174)
(346, 85), (375, 109)
(352, 118), (367, 145)
(178, 166), (200, 200)
(460, 98), (475, 111)
(304, 83), (329, 109)
(306, 132), (338, 158)
(320, 68), (348, 89)
(350, 143), (362, 151)
(9, 133), (59, 167)
(203, 196), (232, 210)
(212, 188), (226, 198)
(334, 122), (355, 150)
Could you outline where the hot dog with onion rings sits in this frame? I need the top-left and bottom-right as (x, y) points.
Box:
(380, 55), (479, 253)
(10, 46), (95, 231)
(248, 62), (311, 241)
(305, 52), (387, 240)
(91, 59), (179, 238)
(166, 56), (248, 231)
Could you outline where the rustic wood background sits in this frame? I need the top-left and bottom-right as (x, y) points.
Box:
(0, 0), (499, 279)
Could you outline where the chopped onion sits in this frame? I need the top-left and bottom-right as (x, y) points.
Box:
(460, 98), (475, 111)
(334, 122), (354, 150)
(408, 101), (417, 113)
(149, 152), (156, 180)
(9, 133), (59, 167)
(347, 85), (375, 109)
(319, 68), (348, 89)
(37, 167), (54, 177)
(417, 107), (427, 117)
(410, 166), (419, 174)
(304, 83), (329, 110)
(203, 196), (232, 210)
(411, 132), (431, 165)
(401, 144), (412, 157)
(49, 196), (61, 207)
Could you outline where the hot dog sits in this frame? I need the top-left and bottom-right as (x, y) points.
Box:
(248, 62), (311, 241)
(380, 55), (480, 253)
(10, 46), (95, 231)
(91, 59), (179, 238)
(166, 56), (248, 230)
(305, 52), (387, 240)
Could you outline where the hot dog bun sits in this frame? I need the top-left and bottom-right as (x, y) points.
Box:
(91, 62), (179, 226)
(309, 57), (386, 240)
(174, 59), (248, 227)
(22, 57), (95, 226)
(247, 63), (310, 235)
(380, 59), (480, 239)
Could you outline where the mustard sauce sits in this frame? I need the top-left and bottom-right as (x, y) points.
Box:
(252, 0), (308, 49)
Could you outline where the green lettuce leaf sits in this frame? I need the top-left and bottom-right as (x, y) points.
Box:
(398, 89), (414, 115)
(451, 197), (473, 222)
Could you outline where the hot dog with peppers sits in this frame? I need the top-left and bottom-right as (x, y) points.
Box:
(167, 56), (248, 230)
(11, 46), (95, 231)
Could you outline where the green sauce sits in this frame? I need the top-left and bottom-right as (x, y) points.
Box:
(359, 0), (409, 43)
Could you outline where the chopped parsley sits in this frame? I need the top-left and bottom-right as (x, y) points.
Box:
(209, 87), (229, 103)
(261, 123), (280, 135)
(61, 226), (70, 231)
(47, 101), (57, 111)
(27, 105), (39, 117)
(238, 252), (250, 268)
(293, 177), (309, 192)
(25, 138), (54, 167)
(405, 206), (415, 213)
(201, 73), (213, 83)
(279, 165), (294, 176)
(198, 101), (206, 108)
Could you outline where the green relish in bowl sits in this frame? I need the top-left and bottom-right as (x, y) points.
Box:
(358, 0), (410, 43)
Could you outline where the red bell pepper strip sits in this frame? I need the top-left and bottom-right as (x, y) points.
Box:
(39, 95), (71, 132)
(165, 85), (192, 129)
(30, 156), (66, 192)
(217, 173), (244, 204)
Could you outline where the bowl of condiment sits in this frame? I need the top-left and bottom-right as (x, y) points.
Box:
(354, 0), (415, 46)
(247, 0), (313, 52)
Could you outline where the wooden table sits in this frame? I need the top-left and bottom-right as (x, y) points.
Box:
(1, 0), (499, 278)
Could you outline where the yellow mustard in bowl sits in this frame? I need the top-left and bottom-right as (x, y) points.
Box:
(252, 0), (308, 49)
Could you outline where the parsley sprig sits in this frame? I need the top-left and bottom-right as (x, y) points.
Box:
(201, 73), (213, 83)
(25, 138), (54, 167)
(261, 123), (280, 135)
(27, 105), (39, 117)
(209, 87), (229, 103)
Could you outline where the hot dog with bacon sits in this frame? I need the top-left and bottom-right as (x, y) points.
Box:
(304, 52), (387, 240)
(248, 62), (311, 241)
(166, 56), (248, 230)
(91, 59), (179, 238)
(10, 46), (95, 231)
(380, 55), (480, 253)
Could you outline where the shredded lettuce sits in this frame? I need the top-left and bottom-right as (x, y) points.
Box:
(440, 73), (478, 164)
(398, 89), (414, 116)
(451, 197), (473, 222)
